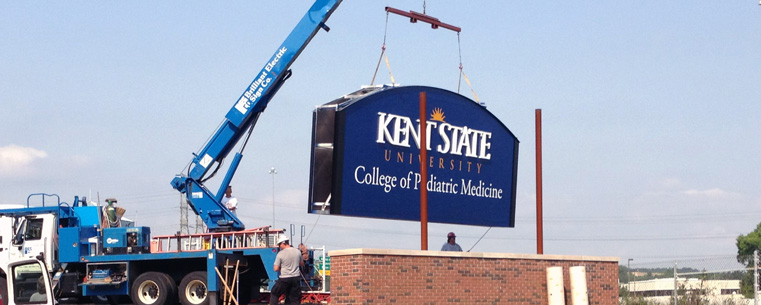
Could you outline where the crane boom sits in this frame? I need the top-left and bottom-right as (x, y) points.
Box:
(171, 0), (342, 232)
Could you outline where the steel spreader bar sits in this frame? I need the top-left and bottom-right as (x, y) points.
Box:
(385, 6), (461, 33)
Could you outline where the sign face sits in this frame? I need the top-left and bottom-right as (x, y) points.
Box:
(309, 86), (519, 227)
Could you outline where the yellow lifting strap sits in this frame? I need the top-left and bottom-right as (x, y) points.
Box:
(384, 53), (396, 85)
(459, 66), (480, 104)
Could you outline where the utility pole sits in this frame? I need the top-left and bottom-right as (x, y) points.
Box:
(269, 167), (277, 228)
(673, 262), (678, 305)
(755, 250), (758, 305)
(628, 258), (633, 296)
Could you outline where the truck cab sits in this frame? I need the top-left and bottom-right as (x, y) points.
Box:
(0, 211), (59, 274)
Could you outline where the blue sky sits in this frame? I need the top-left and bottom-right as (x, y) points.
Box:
(1, 1), (760, 265)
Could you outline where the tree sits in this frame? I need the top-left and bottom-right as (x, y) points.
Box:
(736, 221), (761, 298)
(620, 265), (631, 283)
(737, 222), (761, 264)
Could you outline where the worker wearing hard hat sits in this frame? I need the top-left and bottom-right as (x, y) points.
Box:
(441, 232), (463, 252)
(270, 236), (304, 305)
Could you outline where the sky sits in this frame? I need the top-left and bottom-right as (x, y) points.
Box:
(1, 1), (760, 267)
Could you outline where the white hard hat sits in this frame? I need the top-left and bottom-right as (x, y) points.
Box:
(277, 235), (289, 245)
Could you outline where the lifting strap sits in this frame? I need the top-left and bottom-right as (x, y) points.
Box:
(460, 67), (480, 104)
(457, 33), (480, 104)
(384, 52), (396, 85)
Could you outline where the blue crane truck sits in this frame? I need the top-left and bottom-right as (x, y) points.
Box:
(0, 1), (342, 305)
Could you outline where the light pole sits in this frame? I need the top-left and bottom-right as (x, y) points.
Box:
(269, 167), (277, 228)
(628, 258), (634, 296)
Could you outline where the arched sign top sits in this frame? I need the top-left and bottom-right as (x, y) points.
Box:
(309, 85), (519, 227)
(337, 86), (517, 142)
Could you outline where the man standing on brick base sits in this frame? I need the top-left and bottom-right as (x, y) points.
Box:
(441, 232), (463, 251)
(270, 236), (304, 305)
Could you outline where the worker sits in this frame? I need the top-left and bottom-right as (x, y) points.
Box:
(270, 236), (304, 305)
(441, 232), (463, 251)
(29, 276), (47, 302)
(221, 186), (238, 216)
(298, 243), (310, 262)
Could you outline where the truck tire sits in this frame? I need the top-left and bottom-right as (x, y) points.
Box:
(130, 272), (174, 305)
(158, 272), (178, 305)
(179, 271), (208, 305)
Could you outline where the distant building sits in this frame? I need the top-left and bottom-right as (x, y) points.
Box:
(624, 278), (746, 305)
(632, 271), (663, 277)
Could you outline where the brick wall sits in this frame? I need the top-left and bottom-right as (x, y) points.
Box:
(329, 249), (619, 305)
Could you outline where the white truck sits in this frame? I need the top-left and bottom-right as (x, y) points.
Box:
(2, 258), (55, 305)
(0, 202), (59, 275)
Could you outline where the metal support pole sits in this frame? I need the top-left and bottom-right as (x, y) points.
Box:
(321, 246), (327, 293)
(535, 109), (543, 254)
(755, 249), (759, 305)
(269, 167), (277, 228)
(673, 262), (678, 305)
(627, 259), (633, 297)
(419, 91), (428, 251)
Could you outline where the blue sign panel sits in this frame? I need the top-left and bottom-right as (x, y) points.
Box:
(309, 85), (518, 227)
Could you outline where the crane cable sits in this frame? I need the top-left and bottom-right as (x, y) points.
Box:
(467, 226), (492, 252)
(370, 12), (396, 86)
(304, 193), (331, 243)
(457, 33), (481, 104)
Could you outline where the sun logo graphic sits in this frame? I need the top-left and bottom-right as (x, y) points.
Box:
(430, 108), (446, 122)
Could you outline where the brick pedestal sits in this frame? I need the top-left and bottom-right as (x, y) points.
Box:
(329, 249), (618, 305)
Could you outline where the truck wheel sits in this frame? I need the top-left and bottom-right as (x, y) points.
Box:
(131, 272), (173, 305)
(159, 272), (178, 305)
(179, 271), (208, 305)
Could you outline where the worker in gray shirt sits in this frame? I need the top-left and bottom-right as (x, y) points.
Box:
(441, 232), (463, 251)
(270, 236), (304, 305)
